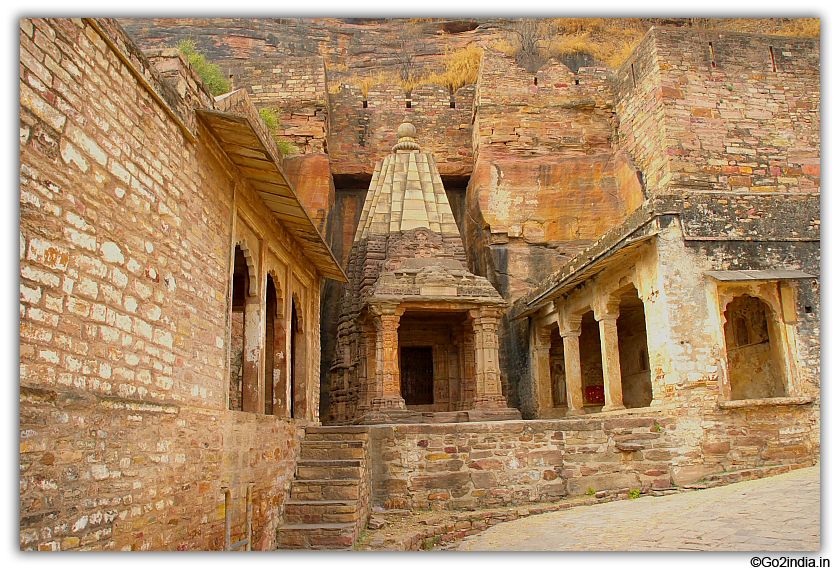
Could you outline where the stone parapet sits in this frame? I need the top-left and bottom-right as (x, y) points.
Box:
(366, 407), (818, 512)
(328, 83), (474, 181)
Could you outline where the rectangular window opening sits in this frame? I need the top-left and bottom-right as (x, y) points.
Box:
(770, 46), (777, 72)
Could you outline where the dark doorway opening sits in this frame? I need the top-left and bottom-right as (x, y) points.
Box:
(401, 346), (434, 405)
(579, 310), (605, 406)
(229, 246), (249, 411)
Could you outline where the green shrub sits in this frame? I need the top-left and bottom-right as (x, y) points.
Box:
(259, 108), (281, 132)
(177, 39), (231, 96)
(276, 140), (298, 157)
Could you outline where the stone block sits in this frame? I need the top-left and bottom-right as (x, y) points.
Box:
(409, 472), (470, 491)
(671, 463), (720, 486)
(567, 473), (641, 496)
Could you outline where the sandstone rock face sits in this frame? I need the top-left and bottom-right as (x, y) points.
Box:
(466, 51), (645, 302)
(283, 154), (333, 237)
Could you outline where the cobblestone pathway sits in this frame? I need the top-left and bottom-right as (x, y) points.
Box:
(458, 465), (820, 551)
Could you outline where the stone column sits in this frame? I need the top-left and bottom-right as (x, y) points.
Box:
(470, 307), (507, 409)
(356, 324), (377, 417)
(595, 304), (625, 412)
(242, 295), (263, 413)
(459, 322), (476, 410)
(532, 327), (552, 417)
(370, 305), (407, 411)
(561, 328), (585, 416)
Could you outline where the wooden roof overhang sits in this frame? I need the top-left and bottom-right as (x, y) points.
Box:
(196, 109), (346, 282)
(513, 234), (655, 321)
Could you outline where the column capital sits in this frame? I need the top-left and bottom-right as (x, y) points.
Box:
(594, 299), (620, 322)
(369, 303), (403, 317)
(469, 306), (504, 321)
(558, 313), (582, 336)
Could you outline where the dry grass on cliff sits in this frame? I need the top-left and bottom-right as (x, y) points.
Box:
(494, 17), (819, 70)
(691, 17), (819, 37)
(422, 44), (483, 92)
(328, 18), (818, 97)
(330, 44), (482, 97)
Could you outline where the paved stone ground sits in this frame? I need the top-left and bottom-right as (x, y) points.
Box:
(458, 465), (820, 551)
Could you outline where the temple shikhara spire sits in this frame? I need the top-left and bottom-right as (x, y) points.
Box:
(329, 123), (519, 423)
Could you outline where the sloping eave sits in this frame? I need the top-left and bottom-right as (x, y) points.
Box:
(514, 234), (655, 321)
(197, 108), (346, 282)
(705, 269), (816, 281)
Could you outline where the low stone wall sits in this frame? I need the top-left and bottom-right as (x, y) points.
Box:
(369, 417), (673, 511)
(368, 408), (818, 512)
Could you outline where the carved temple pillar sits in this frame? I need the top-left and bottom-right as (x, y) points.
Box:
(369, 305), (407, 411)
(356, 324), (377, 416)
(458, 321), (476, 410)
(470, 307), (507, 409)
(595, 303), (625, 412)
(560, 332), (584, 416)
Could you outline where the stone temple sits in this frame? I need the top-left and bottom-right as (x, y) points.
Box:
(329, 122), (519, 424)
(19, 18), (819, 551)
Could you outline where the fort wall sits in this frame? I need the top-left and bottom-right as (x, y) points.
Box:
(328, 82), (474, 181)
(368, 412), (816, 511)
(615, 28), (820, 193)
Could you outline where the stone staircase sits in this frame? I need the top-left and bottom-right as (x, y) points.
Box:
(276, 426), (371, 550)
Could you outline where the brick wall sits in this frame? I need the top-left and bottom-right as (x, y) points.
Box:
(221, 56), (329, 155)
(328, 82), (474, 181)
(19, 18), (321, 550)
(615, 27), (820, 193)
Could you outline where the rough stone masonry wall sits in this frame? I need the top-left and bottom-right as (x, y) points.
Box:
(369, 418), (674, 511)
(221, 56), (329, 155)
(615, 27), (820, 193)
(328, 82), (474, 182)
(367, 412), (818, 511)
(20, 18), (312, 550)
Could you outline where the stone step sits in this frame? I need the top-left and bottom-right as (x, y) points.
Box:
(300, 443), (366, 461)
(283, 500), (360, 524)
(276, 523), (357, 550)
(290, 479), (361, 501)
(279, 427), (371, 549)
(304, 426), (369, 442)
(296, 459), (363, 480)
(306, 425), (369, 435)
(301, 440), (366, 449)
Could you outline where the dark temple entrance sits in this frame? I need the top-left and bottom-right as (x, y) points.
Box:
(400, 346), (434, 405)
